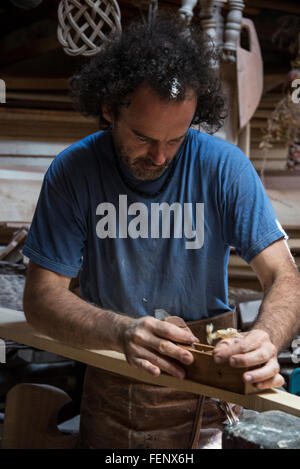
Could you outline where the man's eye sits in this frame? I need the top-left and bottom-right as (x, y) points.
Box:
(137, 136), (148, 143)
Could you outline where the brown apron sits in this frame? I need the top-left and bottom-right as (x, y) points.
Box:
(78, 309), (242, 449)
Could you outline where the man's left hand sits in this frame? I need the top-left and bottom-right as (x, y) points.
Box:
(212, 329), (285, 390)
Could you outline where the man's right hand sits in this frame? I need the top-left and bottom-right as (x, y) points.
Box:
(119, 316), (198, 379)
(24, 262), (197, 379)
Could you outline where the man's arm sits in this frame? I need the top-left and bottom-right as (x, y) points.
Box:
(250, 238), (300, 349)
(213, 239), (300, 390)
(23, 261), (197, 379)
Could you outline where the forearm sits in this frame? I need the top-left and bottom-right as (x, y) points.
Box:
(23, 282), (197, 379)
(23, 284), (132, 352)
(252, 271), (300, 351)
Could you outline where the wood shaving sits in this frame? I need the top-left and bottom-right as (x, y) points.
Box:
(206, 323), (242, 345)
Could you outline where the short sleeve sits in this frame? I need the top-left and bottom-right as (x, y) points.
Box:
(222, 160), (288, 263)
(23, 161), (87, 278)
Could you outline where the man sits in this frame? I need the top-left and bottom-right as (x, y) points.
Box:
(23, 14), (300, 448)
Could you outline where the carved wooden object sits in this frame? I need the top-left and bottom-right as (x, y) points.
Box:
(178, 0), (198, 25)
(223, 0), (245, 62)
(237, 18), (264, 129)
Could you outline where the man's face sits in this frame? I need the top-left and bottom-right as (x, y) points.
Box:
(103, 84), (197, 180)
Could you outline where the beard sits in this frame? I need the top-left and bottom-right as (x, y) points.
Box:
(121, 153), (171, 180)
(112, 131), (172, 181)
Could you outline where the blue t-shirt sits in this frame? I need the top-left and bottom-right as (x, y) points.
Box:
(23, 128), (286, 321)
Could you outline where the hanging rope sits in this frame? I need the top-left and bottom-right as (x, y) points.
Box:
(57, 0), (122, 56)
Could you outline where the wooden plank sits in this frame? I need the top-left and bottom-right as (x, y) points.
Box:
(0, 140), (69, 157)
(0, 160), (52, 174)
(0, 107), (96, 124)
(5, 92), (73, 111)
(6, 92), (71, 104)
(263, 74), (286, 94)
(0, 170), (43, 222)
(253, 109), (276, 119)
(244, 0), (300, 14)
(1, 77), (69, 91)
(250, 119), (268, 129)
(0, 108), (99, 141)
(254, 94), (283, 108)
(0, 307), (299, 417)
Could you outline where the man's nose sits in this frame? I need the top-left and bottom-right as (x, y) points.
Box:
(148, 143), (167, 166)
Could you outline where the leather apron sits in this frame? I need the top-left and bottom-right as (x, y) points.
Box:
(78, 309), (242, 449)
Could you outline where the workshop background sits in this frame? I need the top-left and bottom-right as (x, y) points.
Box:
(0, 0), (299, 448)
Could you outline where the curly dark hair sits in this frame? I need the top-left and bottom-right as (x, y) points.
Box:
(70, 12), (226, 133)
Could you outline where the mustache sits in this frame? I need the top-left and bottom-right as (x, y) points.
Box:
(132, 157), (170, 168)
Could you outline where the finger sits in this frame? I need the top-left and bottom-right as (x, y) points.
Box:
(213, 338), (255, 363)
(164, 318), (200, 343)
(130, 324), (194, 365)
(147, 334), (194, 366)
(228, 342), (277, 368)
(213, 331), (269, 363)
(131, 358), (161, 377)
(149, 317), (198, 345)
(129, 344), (187, 379)
(252, 374), (285, 391)
(242, 357), (281, 385)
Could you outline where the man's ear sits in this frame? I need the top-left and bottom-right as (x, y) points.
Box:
(102, 105), (113, 124)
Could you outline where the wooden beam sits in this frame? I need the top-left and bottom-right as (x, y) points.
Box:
(0, 140), (69, 157)
(245, 0), (300, 14)
(0, 107), (98, 141)
(0, 169), (43, 222)
(263, 74), (286, 94)
(2, 77), (69, 91)
(6, 92), (72, 104)
(0, 307), (299, 417)
(0, 107), (96, 124)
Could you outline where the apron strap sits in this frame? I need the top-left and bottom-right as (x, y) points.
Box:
(190, 395), (206, 449)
